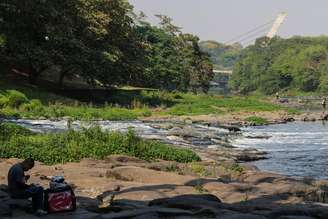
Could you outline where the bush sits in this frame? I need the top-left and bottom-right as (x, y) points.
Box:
(0, 94), (9, 108)
(0, 122), (34, 141)
(245, 116), (269, 125)
(5, 90), (29, 108)
(21, 99), (43, 111)
(0, 124), (200, 164)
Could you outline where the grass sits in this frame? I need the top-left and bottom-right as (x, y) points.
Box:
(160, 93), (283, 116)
(245, 116), (269, 125)
(0, 88), (151, 120)
(191, 162), (207, 177)
(0, 122), (201, 165)
(0, 77), (72, 104)
(0, 104), (151, 120)
(0, 77), (289, 120)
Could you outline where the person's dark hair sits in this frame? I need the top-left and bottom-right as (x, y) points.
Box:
(21, 158), (35, 170)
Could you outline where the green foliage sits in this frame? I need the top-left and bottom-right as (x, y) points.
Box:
(21, 99), (43, 111)
(161, 94), (282, 116)
(0, 123), (200, 165)
(222, 162), (245, 174)
(136, 18), (213, 92)
(0, 104), (149, 121)
(0, 80), (285, 120)
(0, 86), (151, 120)
(0, 0), (146, 86)
(191, 162), (207, 177)
(245, 116), (269, 125)
(0, 90), (29, 108)
(5, 90), (29, 107)
(0, 1), (213, 92)
(0, 122), (34, 141)
(231, 36), (328, 95)
(199, 41), (242, 70)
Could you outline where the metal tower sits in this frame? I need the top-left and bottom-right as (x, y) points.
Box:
(266, 12), (288, 39)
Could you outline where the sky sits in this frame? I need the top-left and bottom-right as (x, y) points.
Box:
(129, 0), (328, 45)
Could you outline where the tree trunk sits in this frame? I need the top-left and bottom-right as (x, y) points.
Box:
(58, 68), (72, 88)
(28, 67), (40, 85)
(58, 71), (66, 88)
(28, 63), (48, 85)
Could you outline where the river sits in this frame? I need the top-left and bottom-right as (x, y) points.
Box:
(5, 119), (328, 179)
(232, 121), (328, 179)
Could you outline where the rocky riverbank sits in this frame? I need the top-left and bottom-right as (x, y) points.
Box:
(1, 107), (328, 218)
(1, 157), (328, 219)
(142, 109), (328, 126)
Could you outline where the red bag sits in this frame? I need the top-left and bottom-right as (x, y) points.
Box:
(45, 186), (76, 213)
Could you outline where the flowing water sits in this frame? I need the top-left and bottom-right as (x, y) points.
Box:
(6, 119), (230, 148)
(6, 119), (328, 179)
(232, 121), (328, 179)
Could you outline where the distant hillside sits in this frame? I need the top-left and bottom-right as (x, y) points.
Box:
(199, 41), (242, 70)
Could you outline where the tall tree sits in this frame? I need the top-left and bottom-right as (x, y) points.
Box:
(0, 0), (146, 87)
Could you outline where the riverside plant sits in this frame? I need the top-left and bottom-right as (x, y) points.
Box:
(0, 123), (201, 165)
(0, 89), (151, 120)
(245, 116), (269, 126)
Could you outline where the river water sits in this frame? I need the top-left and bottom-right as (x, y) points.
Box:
(5, 119), (328, 179)
(232, 121), (328, 179)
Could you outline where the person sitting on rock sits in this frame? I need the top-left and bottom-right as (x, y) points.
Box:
(275, 92), (280, 100)
(7, 158), (47, 216)
(322, 97), (326, 110)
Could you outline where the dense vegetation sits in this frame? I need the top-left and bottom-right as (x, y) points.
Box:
(0, 88), (151, 120)
(161, 93), (282, 116)
(230, 36), (328, 95)
(0, 1), (213, 92)
(199, 41), (242, 70)
(0, 123), (201, 164)
(0, 78), (284, 120)
(245, 116), (269, 126)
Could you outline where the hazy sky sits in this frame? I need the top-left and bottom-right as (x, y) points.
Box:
(129, 0), (328, 45)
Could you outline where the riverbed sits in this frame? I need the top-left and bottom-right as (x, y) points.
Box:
(233, 121), (328, 179)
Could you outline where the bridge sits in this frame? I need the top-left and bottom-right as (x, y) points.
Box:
(209, 70), (232, 94)
(213, 69), (233, 75)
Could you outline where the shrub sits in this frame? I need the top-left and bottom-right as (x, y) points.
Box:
(191, 162), (207, 177)
(0, 124), (201, 165)
(0, 94), (9, 108)
(0, 122), (34, 141)
(245, 116), (269, 125)
(0, 107), (20, 118)
(21, 99), (43, 111)
(5, 90), (29, 108)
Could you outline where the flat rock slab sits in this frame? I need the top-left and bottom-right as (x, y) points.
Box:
(220, 214), (268, 219)
(107, 166), (196, 185)
(278, 217), (316, 219)
(100, 207), (195, 219)
(3, 209), (99, 219)
(149, 194), (222, 209)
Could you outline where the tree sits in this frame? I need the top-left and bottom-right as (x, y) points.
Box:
(0, 0), (146, 87)
(230, 36), (328, 94)
(136, 16), (213, 92)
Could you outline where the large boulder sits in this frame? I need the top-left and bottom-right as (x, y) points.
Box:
(0, 185), (32, 213)
(0, 203), (11, 217)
